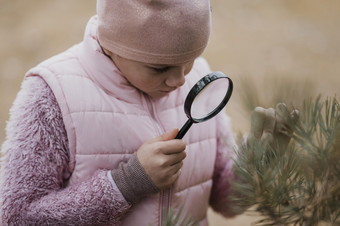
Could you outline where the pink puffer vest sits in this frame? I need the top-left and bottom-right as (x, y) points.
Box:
(26, 16), (219, 225)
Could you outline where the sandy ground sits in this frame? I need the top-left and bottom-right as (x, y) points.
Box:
(1, 0), (339, 225)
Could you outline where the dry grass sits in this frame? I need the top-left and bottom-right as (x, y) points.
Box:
(1, 0), (339, 225)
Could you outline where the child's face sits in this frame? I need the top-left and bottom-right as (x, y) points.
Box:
(110, 53), (194, 98)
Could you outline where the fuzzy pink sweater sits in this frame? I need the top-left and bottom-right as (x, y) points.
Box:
(0, 76), (237, 225)
(0, 77), (130, 225)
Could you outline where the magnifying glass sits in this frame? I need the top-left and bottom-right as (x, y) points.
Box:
(175, 71), (233, 139)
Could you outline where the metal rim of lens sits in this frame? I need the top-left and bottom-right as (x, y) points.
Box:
(184, 71), (233, 123)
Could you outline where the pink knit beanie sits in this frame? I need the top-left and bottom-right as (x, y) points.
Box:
(97, 0), (211, 64)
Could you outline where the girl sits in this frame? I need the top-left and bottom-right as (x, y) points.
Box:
(0, 0), (295, 225)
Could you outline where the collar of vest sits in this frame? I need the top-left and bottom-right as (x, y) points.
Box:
(75, 16), (207, 112)
(77, 15), (143, 105)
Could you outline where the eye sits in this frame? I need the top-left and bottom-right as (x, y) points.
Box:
(153, 67), (170, 73)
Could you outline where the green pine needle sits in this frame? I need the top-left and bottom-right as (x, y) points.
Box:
(230, 96), (340, 225)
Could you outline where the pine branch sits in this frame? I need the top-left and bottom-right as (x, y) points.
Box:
(230, 96), (340, 225)
(161, 206), (199, 226)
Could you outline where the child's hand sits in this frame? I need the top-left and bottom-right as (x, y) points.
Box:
(247, 103), (299, 151)
(137, 129), (186, 190)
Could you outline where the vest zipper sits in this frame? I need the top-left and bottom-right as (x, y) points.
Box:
(161, 187), (172, 225)
(143, 95), (171, 226)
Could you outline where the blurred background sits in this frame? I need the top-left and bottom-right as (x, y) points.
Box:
(0, 0), (339, 225)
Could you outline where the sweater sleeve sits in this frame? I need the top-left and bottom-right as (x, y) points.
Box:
(0, 76), (131, 225)
(209, 111), (241, 218)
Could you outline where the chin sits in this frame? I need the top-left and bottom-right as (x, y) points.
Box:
(149, 91), (171, 99)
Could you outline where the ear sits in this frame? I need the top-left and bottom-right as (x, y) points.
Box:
(102, 47), (112, 57)
(101, 47), (120, 70)
(184, 61), (195, 75)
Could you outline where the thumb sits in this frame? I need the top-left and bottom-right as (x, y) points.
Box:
(155, 129), (179, 142)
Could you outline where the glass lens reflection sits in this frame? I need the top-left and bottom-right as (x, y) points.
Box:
(190, 78), (230, 120)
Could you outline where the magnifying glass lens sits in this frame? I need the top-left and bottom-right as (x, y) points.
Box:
(191, 78), (231, 120)
(175, 72), (233, 139)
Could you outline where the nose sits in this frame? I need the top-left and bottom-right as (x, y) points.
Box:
(165, 69), (186, 88)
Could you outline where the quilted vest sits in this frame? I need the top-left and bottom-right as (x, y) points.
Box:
(26, 16), (219, 226)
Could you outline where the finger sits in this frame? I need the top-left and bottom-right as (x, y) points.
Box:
(170, 161), (183, 172)
(158, 150), (186, 167)
(276, 103), (299, 124)
(148, 129), (179, 143)
(169, 167), (182, 184)
(276, 103), (289, 120)
(275, 103), (299, 133)
(281, 109), (299, 134)
(290, 109), (299, 125)
(167, 151), (186, 166)
(159, 140), (186, 155)
(260, 108), (275, 143)
(275, 103), (287, 132)
(250, 107), (266, 139)
(159, 163), (183, 189)
(162, 128), (179, 140)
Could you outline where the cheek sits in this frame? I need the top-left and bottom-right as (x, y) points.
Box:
(120, 68), (155, 89)
(132, 74), (165, 92)
(142, 77), (164, 89)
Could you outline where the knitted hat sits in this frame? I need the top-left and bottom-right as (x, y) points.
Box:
(97, 0), (211, 64)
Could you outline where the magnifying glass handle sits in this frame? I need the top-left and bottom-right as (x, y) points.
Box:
(175, 119), (193, 139)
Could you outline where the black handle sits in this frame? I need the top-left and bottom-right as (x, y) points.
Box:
(175, 119), (193, 139)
